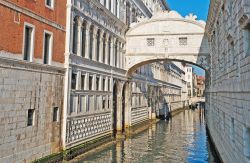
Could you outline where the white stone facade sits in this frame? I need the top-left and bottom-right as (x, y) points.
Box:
(63, 0), (169, 150)
(206, 0), (250, 162)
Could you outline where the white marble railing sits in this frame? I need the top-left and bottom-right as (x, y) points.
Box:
(131, 107), (149, 125)
(66, 111), (111, 146)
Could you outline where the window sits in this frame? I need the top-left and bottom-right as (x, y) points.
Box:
(96, 76), (100, 91)
(179, 37), (188, 46)
(23, 24), (34, 61)
(81, 74), (85, 90)
(103, 78), (106, 91)
(80, 96), (86, 112)
(96, 30), (100, 61)
(244, 28), (250, 56)
(53, 107), (59, 122)
(147, 38), (155, 46)
(27, 109), (35, 126)
(102, 96), (106, 109)
(45, 0), (54, 9)
(244, 127), (250, 158)
(73, 17), (79, 54)
(230, 118), (235, 142)
(43, 32), (52, 64)
(89, 76), (93, 90)
(71, 73), (77, 90)
(89, 26), (94, 60)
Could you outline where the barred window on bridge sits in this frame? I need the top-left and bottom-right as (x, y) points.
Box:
(179, 37), (188, 46)
(147, 38), (155, 46)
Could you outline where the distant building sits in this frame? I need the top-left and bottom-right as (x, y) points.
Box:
(196, 76), (205, 97)
(185, 66), (193, 98)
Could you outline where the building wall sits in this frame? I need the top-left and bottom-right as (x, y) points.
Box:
(0, 59), (64, 162)
(63, 0), (168, 149)
(0, 0), (66, 64)
(206, 0), (250, 162)
(0, 0), (66, 162)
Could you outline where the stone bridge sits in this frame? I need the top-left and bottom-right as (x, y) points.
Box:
(125, 11), (210, 75)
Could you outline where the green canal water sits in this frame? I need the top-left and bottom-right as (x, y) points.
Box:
(72, 108), (220, 163)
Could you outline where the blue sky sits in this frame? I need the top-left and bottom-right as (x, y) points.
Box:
(166, 0), (210, 21)
(167, 0), (209, 76)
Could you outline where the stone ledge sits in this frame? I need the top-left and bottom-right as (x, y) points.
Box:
(0, 56), (65, 75)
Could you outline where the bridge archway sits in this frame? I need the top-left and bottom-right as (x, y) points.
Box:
(125, 10), (210, 75)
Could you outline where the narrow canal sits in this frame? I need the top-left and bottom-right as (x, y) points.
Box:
(72, 108), (220, 163)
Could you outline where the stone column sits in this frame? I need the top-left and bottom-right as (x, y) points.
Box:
(111, 0), (114, 14)
(85, 21), (91, 59)
(77, 19), (83, 56)
(99, 30), (104, 63)
(92, 26), (98, 61)
(125, 83), (132, 128)
(76, 71), (81, 90)
(106, 0), (110, 9)
(117, 0), (120, 18)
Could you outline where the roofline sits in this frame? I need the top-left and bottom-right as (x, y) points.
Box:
(161, 0), (170, 10)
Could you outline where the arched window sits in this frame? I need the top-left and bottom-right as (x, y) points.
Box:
(81, 21), (86, 57)
(89, 25), (94, 60)
(72, 16), (79, 54)
(96, 29), (100, 62)
(114, 41), (118, 67)
(108, 37), (111, 65)
(103, 34), (106, 63)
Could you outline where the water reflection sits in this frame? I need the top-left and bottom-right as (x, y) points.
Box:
(73, 109), (218, 163)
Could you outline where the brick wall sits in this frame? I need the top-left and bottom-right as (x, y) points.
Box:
(0, 0), (66, 63)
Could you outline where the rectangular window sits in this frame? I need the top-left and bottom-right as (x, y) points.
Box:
(107, 79), (110, 91)
(103, 78), (106, 91)
(147, 38), (155, 46)
(23, 25), (34, 61)
(43, 32), (52, 64)
(244, 29), (250, 56)
(179, 37), (188, 46)
(102, 96), (106, 109)
(96, 76), (100, 91)
(53, 107), (59, 122)
(244, 127), (250, 158)
(45, 0), (54, 9)
(27, 109), (35, 126)
(71, 73), (77, 90)
(89, 95), (94, 111)
(89, 76), (93, 90)
(81, 74), (85, 90)
(230, 118), (235, 142)
(80, 96), (86, 112)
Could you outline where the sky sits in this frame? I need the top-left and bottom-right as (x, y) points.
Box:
(167, 0), (210, 21)
(167, 0), (209, 76)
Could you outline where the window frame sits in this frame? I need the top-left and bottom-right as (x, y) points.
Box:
(43, 30), (53, 65)
(23, 22), (35, 62)
(45, 0), (55, 10)
(52, 107), (59, 122)
(27, 109), (35, 126)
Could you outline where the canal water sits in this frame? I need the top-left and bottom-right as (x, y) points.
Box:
(72, 109), (220, 163)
